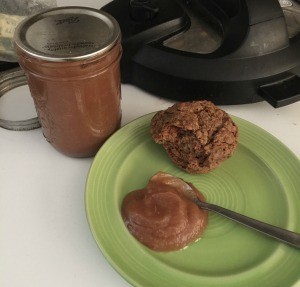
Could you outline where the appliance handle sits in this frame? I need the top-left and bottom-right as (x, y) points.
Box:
(259, 75), (300, 108)
(191, 0), (287, 56)
(190, 0), (249, 55)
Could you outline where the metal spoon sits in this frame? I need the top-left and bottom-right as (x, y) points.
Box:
(186, 184), (300, 248)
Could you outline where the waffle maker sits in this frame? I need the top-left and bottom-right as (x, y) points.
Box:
(101, 0), (300, 107)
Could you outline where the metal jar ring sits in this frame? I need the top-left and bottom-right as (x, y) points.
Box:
(0, 67), (41, 131)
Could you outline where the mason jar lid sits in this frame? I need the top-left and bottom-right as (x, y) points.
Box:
(14, 6), (121, 62)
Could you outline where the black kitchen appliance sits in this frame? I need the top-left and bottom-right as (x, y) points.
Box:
(101, 0), (300, 107)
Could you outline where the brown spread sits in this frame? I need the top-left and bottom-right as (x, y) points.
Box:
(122, 172), (208, 251)
(16, 43), (122, 157)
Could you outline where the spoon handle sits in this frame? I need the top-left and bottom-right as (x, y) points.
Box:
(197, 200), (300, 248)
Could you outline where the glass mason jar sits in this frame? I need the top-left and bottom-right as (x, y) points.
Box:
(14, 7), (122, 157)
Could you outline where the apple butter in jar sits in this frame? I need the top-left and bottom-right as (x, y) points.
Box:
(14, 7), (122, 157)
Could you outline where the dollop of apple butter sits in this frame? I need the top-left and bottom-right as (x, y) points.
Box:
(122, 172), (208, 251)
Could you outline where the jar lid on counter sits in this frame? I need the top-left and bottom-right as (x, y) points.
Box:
(14, 6), (120, 62)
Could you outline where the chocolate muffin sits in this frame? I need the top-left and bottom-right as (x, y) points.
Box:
(150, 101), (238, 173)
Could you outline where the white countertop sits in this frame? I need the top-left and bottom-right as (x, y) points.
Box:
(0, 1), (299, 286)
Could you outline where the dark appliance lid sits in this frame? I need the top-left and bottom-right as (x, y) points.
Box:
(101, 0), (300, 107)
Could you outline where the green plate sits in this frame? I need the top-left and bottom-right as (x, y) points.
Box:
(85, 113), (300, 287)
